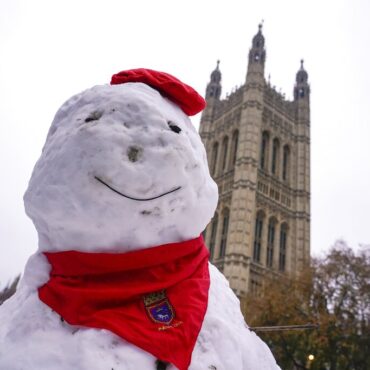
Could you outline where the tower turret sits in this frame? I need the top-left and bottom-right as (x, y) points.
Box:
(199, 61), (222, 148)
(205, 60), (222, 100)
(246, 24), (266, 81)
(294, 59), (310, 101)
(293, 59), (310, 270)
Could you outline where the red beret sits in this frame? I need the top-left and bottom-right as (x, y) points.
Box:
(110, 68), (206, 116)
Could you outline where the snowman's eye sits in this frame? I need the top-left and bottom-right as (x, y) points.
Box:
(85, 110), (103, 123)
(168, 121), (182, 134)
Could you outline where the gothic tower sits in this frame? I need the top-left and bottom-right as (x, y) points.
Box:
(199, 25), (311, 297)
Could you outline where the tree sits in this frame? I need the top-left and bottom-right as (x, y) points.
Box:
(0, 275), (20, 306)
(242, 241), (370, 370)
(311, 242), (369, 370)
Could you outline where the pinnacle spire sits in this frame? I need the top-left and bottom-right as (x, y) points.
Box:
(294, 59), (309, 100)
(205, 61), (222, 100)
(296, 59), (308, 83)
(247, 23), (266, 78)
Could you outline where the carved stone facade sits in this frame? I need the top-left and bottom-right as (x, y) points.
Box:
(200, 25), (310, 297)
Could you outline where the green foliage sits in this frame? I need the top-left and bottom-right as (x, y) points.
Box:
(0, 275), (20, 306)
(243, 242), (370, 370)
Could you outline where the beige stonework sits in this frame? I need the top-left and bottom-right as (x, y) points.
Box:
(200, 25), (311, 297)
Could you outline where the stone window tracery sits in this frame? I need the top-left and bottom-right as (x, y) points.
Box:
(211, 142), (219, 176)
(260, 131), (269, 170)
(279, 223), (288, 271)
(219, 208), (230, 258)
(209, 213), (218, 260)
(221, 136), (229, 173)
(282, 145), (290, 182)
(271, 138), (280, 176)
(266, 218), (276, 268)
(230, 130), (239, 169)
(253, 211), (264, 262)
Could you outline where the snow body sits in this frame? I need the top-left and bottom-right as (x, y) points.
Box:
(0, 82), (280, 369)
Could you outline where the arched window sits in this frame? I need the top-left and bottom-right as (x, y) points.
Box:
(219, 208), (230, 258)
(271, 138), (280, 176)
(282, 145), (290, 182)
(279, 223), (288, 271)
(230, 130), (239, 168)
(210, 142), (219, 176)
(221, 136), (229, 172)
(209, 213), (218, 260)
(253, 211), (264, 262)
(266, 218), (277, 268)
(260, 131), (269, 170)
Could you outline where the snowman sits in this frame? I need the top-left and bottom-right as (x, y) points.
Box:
(0, 69), (280, 370)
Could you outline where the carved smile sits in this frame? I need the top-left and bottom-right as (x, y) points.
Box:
(95, 176), (181, 201)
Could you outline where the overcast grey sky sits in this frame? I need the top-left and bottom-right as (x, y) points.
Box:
(1, 0), (369, 287)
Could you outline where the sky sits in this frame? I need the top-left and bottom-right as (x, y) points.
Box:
(0, 0), (369, 287)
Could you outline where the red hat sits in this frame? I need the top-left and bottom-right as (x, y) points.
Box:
(111, 68), (206, 116)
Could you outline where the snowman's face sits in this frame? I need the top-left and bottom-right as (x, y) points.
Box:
(24, 83), (218, 252)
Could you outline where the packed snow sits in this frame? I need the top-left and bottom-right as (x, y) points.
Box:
(24, 82), (217, 254)
(0, 81), (280, 369)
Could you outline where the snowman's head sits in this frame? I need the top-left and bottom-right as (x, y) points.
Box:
(24, 69), (218, 252)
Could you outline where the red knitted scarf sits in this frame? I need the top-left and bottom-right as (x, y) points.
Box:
(38, 236), (210, 370)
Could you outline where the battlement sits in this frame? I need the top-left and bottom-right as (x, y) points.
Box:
(213, 85), (244, 120)
(263, 83), (296, 121)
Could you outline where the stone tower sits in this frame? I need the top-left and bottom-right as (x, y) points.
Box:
(200, 25), (310, 297)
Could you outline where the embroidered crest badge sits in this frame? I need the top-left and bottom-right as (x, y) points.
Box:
(143, 290), (175, 325)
